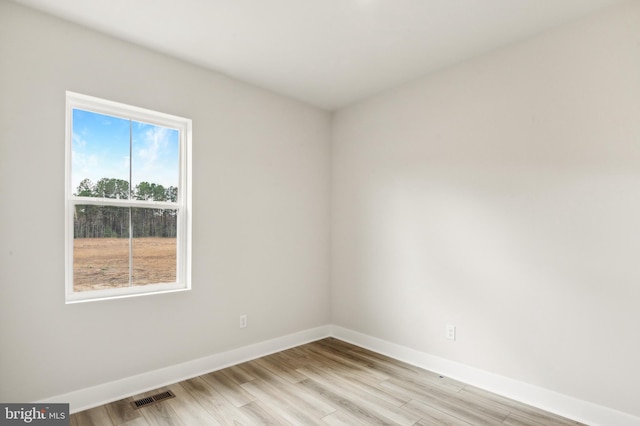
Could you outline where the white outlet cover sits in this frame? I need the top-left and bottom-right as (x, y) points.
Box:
(446, 324), (456, 340)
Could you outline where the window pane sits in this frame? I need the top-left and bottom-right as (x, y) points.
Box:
(131, 208), (177, 285)
(132, 122), (179, 202)
(72, 109), (130, 198)
(73, 205), (130, 292)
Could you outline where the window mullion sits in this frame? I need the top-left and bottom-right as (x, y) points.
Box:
(129, 119), (133, 288)
(128, 207), (133, 287)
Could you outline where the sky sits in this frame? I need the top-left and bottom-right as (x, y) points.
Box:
(71, 109), (180, 195)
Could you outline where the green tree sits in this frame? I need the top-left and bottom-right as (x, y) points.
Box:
(95, 178), (129, 199)
(75, 178), (94, 197)
(74, 178), (177, 239)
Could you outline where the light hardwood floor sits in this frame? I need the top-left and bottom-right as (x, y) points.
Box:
(71, 338), (584, 425)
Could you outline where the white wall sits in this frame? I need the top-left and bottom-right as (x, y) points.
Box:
(332, 0), (640, 418)
(0, 0), (330, 403)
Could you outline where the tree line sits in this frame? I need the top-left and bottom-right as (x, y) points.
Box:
(74, 178), (178, 239)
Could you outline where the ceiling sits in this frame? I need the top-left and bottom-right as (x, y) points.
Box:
(11, 0), (624, 110)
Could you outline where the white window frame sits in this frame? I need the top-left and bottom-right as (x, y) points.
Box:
(65, 91), (192, 303)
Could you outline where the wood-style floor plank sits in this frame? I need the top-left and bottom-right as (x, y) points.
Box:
(69, 414), (79, 426)
(222, 364), (256, 385)
(119, 418), (150, 426)
(321, 409), (370, 425)
(254, 355), (308, 384)
(72, 405), (113, 426)
(502, 413), (548, 426)
(71, 337), (584, 426)
(297, 377), (396, 425)
(104, 397), (143, 425)
(407, 399), (474, 426)
(302, 344), (392, 385)
(179, 376), (252, 425)
(239, 400), (292, 425)
(459, 386), (581, 426)
(165, 382), (223, 425)
(298, 364), (421, 426)
(240, 379), (327, 425)
(381, 378), (508, 425)
(199, 370), (257, 408)
(239, 361), (336, 419)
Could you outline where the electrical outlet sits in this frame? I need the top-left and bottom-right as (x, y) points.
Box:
(239, 314), (247, 328)
(446, 324), (456, 340)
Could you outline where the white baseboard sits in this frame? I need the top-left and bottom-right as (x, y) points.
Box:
(331, 325), (640, 426)
(40, 324), (640, 426)
(41, 325), (331, 413)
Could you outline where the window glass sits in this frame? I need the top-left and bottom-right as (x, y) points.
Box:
(73, 205), (130, 291)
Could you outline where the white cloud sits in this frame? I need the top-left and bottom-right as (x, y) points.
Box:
(137, 126), (169, 164)
(72, 132), (87, 148)
(133, 125), (178, 188)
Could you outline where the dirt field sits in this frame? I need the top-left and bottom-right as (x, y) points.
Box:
(73, 237), (176, 292)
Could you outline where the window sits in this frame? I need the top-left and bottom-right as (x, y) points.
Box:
(65, 92), (191, 303)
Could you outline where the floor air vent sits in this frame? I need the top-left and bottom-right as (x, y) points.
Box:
(131, 390), (176, 409)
